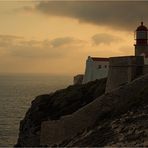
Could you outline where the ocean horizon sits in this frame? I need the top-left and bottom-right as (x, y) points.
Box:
(0, 74), (72, 146)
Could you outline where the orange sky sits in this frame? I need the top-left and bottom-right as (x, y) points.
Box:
(0, 1), (141, 75)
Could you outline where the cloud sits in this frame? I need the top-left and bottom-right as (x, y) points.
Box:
(0, 34), (85, 59)
(0, 35), (23, 49)
(35, 1), (148, 31)
(51, 37), (74, 47)
(92, 33), (121, 45)
(14, 5), (34, 13)
(0, 35), (23, 40)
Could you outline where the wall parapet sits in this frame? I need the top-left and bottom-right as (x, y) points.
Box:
(106, 56), (144, 93)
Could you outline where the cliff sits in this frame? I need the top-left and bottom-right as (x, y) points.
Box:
(16, 74), (148, 147)
(16, 78), (107, 146)
(40, 73), (148, 147)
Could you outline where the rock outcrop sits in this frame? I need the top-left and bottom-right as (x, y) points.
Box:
(65, 105), (148, 147)
(16, 74), (148, 147)
(16, 78), (107, 146)
(40, 74), (148, 146)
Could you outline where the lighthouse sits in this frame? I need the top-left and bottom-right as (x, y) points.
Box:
(135, 22), (148, 64)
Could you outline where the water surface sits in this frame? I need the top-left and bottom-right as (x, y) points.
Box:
(0, 74), (72, 146)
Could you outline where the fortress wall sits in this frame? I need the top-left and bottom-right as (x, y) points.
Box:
(40, 74), (148, 146)
(73, 74), (84, 85)
(106, 56), (144, 93)
(143, 65), (148, 75)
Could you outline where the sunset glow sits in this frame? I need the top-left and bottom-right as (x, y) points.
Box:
(0, 1), (147, 75)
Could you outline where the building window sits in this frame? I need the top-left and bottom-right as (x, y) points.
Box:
(98, 65), (101, 69)
(104, 65), (107, 68)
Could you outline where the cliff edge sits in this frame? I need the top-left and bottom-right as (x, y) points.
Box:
(40, 74), (148, 147)
(16, 73), (148, 147)
(16, 78), (107, 146)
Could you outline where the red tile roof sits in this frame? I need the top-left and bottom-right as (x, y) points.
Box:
(91, 57), (109, 61)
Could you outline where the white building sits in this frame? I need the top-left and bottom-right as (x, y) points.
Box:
(83, 56), (109, 83)
(82, 22), (148, 84)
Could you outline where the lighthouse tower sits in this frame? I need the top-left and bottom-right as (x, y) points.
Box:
(135, 22), (148, 64)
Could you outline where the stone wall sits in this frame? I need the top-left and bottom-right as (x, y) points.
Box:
(73, 74), (84, 85)
(143, 65), (148, 75)
(106, 56), (144, 93)
(40, 74), (148, 146)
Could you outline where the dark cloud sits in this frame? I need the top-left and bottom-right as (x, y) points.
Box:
(35, 1), (148, 31)
(92, 33), (121, 45)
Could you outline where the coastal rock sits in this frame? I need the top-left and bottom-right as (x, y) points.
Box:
(39, 74), (148, 147)
(16, 78), (107, 146)
(16, 74), (148, 147)
(68, 107), (148, 147)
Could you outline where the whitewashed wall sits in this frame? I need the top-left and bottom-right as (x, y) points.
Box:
(83, 57), (109, 83)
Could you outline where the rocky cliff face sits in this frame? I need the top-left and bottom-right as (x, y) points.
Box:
(39, 74), (148, 147)
(16, 74), (148, 147)
(61, 74), (148, 147)
(67, 106), (148, 147)
(16, 78), (107, 146)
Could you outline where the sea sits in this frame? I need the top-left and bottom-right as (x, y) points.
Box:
(0, 74), (72, 147)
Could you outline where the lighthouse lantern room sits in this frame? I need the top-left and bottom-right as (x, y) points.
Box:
(135, 22), (148, 64)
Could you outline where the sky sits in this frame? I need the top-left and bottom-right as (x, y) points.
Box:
(0, 1), (148, 75)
